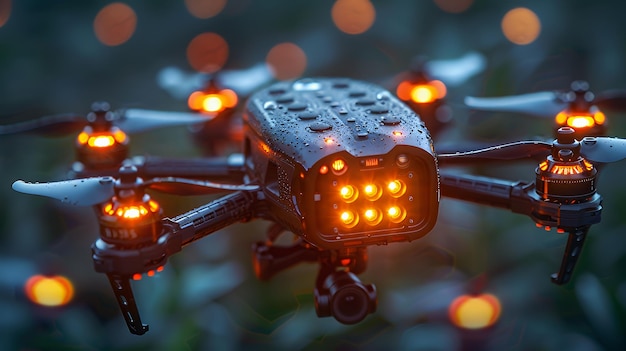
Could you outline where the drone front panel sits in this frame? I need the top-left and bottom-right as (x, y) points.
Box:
(243, 77), (440, 249)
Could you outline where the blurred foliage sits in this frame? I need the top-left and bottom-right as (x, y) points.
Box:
(2, 0), (626, 350)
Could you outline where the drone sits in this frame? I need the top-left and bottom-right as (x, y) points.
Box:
(8, 77), (626, 335)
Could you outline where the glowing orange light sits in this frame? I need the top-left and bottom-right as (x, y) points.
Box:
(88, 135), (115, 148)
(539, 160), (548, 171)
(320, 165), (329, 175)
(266, 42), (307, 80)
(566, 116), (595, 129)
(363, 184), (381, 201)
(93, 2), (137, 46)
(434, 0), (474, 14)
(187, 32), (229, 73)
(387, 180), (406, 197)
(550, 164), (584, 175)
(411, 85), (436, 103)
(449, 293), (502, 329)
(387, 206), (406, 223)
(77, 131), (89, 145)
(392, 131), (403, 136)
(363, 208), (382, 225)
(184, 0), (227, 19)
(501, 7), (541, 45)
(431, 80), (447, 99)
(331, 0), (376, 35)
(324, 137), (334, 145)
(25, 275), (74, 307)
(583, 159), (594, 171)
(340, 185), (358, 203)
(0, 0), (11, 28)
(340, 210), (358, 227)
(555, 111), (568, 125)
(132, 273), (142, 281)
(188, 91), (206, 111)
(396, 81), (413, 101)
(594, 111), (606, 125)
(220, 89), (238, 108)
(332, 159), (347, 174)
(340, 258), (351, 266)
(113, 128), (127, 143)
(202, 94), (225, 113)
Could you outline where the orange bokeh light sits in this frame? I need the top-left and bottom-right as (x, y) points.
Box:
(93, 2), (137, 46)
(0, 0), (11, 28)
(501, 7), (541, 45)
(25, 275), (74, 307)
(449, 293), (501, 329)
(331, 0), (376, 35)
(434, 0), (473, 14)
(187, 32), (229, 73)
(266, 42), (307, 80)
(185, 0), (227, 19)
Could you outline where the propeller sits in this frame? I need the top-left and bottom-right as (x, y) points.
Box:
(438, 129), (626, 164)
(421, 51), (487, 88)
(12, 167), (259, 207)
(0, 101), (209, 137)
(465, 80), (626, 118)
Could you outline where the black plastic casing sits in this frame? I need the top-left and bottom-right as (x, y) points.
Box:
(243, 78), (439, 249)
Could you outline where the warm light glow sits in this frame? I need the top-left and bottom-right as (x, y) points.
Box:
(117, 205), (148, 219)
(387, 180), (406, 197)
(0, 0), (11, 28)
(411, 85), (437, 103)
(266, 42), (307, 80)
(77, 131), (89, 145)
(324, 137), (334, 145)
(550, 164), (584, 175)
(387, 206), (406, 223)
(93, 2), (137, 46)
(501, 7), (541, 45)
(320, 165), (329, 175)
(332, 159), (347, 174)
(392, 131), (403, 136)
(187, 32), (229, 73)
(221, 89), (238, 108)
(396, 81), (413, 101)
(539, 160), (548, 171)
(25, 275), (74, 307)
(88, 135), (115, 148)
(184, 0), (227, 19)
(434, 0), (473, 13)
(566, 116), (595, 129)
(340, 210), (358, 227)
(188, 91), (206, 111)
(594, 111), (606, 125)
(449, 294), (501, 329)
(363, 208), (382, 225)
(555, 111), (568, 125)
(340, 185), (358, 203)
(331, 0), (376, 35)
(202, 94), (225, 112)
(363, 183), (381, 201)
(113, 128), (127, 143)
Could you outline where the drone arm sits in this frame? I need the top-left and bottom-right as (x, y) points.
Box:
(135, 153), (246, 181)
(439, 172), (531, 211)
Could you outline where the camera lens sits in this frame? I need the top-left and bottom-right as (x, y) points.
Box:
(319, 271), (377, 324)
(331, 285), (370, 324)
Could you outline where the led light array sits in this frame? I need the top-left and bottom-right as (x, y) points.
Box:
(77, 127), (128, 148)
(337, 179), (408, 228)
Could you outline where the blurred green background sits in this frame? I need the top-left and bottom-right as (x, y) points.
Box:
(2, 0), (626, 350)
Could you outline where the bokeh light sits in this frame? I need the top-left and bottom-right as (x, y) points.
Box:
(0, 0), (11, 28)
(186, 32), (229, 73)
(449, 293), (502, 329)
(25, 275), (75, 307)
(266, 42), (307, 80)
(501, 7), (541, 45)
(185, 0), (227, 19)
(434, 0), (473, 14)
(93, 2), (137, 46)
(331, 0), (376, 35)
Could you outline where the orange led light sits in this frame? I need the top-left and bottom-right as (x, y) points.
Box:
(202, 94), (225, 112)
(550, 164), (584, 175)
(340, 185), (358, 203)
(77, 131), (89, 145)
(387, 206), (406, 223)
(566, 115), (595, 129)
(340, 210), (359, 228)
(324, 137), (334, 145)
(555, 111), (568, 125)
(221, 89), (238, 108)
(363, 208), (382, 226)
(113, 128), (127, 143)
(319, 165), (329, 175)
(594, 111), (606, 125)
(363, 183), (381, 201)
(88, 135), (115, 148)
(411, 84), (437, 103)
(387, 180), (406, 197)
(25, 275), (74, 307)
(332, 159), (347, 174)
